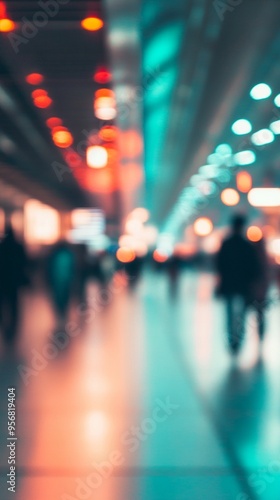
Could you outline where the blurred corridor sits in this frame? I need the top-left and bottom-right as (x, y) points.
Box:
(1, 270), (280, 499)
(0, 0), (280, 499)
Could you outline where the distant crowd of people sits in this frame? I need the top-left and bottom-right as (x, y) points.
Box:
(0, 215), (277, 355)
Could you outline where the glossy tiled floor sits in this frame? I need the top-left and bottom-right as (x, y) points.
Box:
(0, 269), (280, 500)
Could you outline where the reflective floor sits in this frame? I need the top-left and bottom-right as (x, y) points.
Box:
(1, 269), (280, 500)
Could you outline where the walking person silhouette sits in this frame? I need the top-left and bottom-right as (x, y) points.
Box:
(216, 215), (259, 354)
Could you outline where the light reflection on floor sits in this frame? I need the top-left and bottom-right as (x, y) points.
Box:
(0, 269), (280, 500)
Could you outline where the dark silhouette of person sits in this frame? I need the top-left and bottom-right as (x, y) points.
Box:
(216, 214), (259, 354)
(167, 255), (180, 297)
(47, 241), (76, 324)
(0, 224), (28, 345)
(251, 237), (269, 341)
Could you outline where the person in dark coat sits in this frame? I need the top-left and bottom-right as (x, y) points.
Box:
(251, 237), (269, 341)
(0, 225), (28, 344)
(47, 241), (76, 323)
(216, 214), (259, 354)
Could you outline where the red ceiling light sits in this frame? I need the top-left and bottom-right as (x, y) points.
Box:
(26, 73), (44, 85)
(94, 67), (111, 84)
(0, 2), (15, 32)
(81, 16), (104, 31)
(33, 95), (52, 108)
(31, 89), (47, 99)
(46, 117), (63, 128)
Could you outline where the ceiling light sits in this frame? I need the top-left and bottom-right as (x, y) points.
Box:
(234, 150), (256, 165)
(46, 117), (63, 128)
(215, 144), (232, 155)
(98, 126), (118, 142)
(274, 94), (280, 107)
(94, 67), (112, 84)
(0, 18), (15, 32)
(231, 119), (252, 135)
(52, 130), (73, 148)
(81, 17), (104, 31)
(250, 83), (272, 100)
(269, 120), (280, 135)
(25, 73), (44, 85)
(236, 171), (252, 193)
(247, 226), (263, 242)
(193, 217), (213, 236)
(221, 188), (240, 206)
(248, 188), (280, 207)
(86, 146), (108, 168)
(251, 128), (274, 146)
(116, 247), (136, 263)
(33, 95), (52, 108)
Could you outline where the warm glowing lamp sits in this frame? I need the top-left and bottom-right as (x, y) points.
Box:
(81, 16), (104, 31)
(52, 130), (73, 148)
(248, 188), (280, 207)
(193, 217), (213, 236)
(236, 171), (252, 193)
(98, 126), (118, 142)
(221, 188), (240, 206)
(247, 226), (263, 242)
(116, 247), (136, 263)
(0, 14), (15, 32)
(86, 146), (108, 168)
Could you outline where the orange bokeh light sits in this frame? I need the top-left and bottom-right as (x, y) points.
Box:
(52, 130), (73, 148)
(236, 171), (252, 193)
(0, 18), (15, 32)
(153, 250), (169, 263)
(31, 89), (47, 99)
(33, 95), (52, 108)
(51, 126), (68, 135)
(247, 226), (263, 242)
(116, 247), (136, 263)
(81, 16), (104, 31)
(26, 73), (44, 85)
(95, 89), (115, 99)
(99, 126), (118, 142)
(221, 188), (240, 206)
(94, 67), (111, 84)
(193, 217), (213, 236)
(46, 117), (63, 128)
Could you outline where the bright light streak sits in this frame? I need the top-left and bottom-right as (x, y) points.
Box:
(231, 119), (252, 135)
(269, 120), (280, 135)
(251, 128), (274, 146)
(234, 150), (256, 165)
(250, 83), (272, 100)
(86, 146), (108, 168)
(248, 188), (280, 207)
